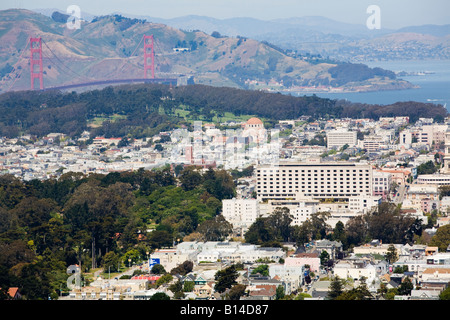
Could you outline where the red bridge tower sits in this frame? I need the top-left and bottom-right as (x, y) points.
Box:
(143, 35), (155, 79)
(30, 37), (44, 90)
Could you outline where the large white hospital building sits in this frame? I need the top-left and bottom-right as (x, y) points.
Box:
(255, 160), (373, 202)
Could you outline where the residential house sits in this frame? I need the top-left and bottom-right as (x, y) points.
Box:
(309, 280), (331, 299)
(244, 285), (277, 300)
(419, 268), (450, 291)
(353, 241), (401, 258)
(269, 263), (305, 291)
(193, 282), (215, 300)
(333, 257), (377, 283)
(403, 184), (440, 213)
(409, 289), (441, 300)
(151, 248), (196, 272)
(285, 252), (321, 273)
(7, 287), (22, 300)
(314, 239), (343, 260)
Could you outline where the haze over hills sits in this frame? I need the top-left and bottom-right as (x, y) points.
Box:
(98, 12), (450, 62)
(0, 9), (418, 93)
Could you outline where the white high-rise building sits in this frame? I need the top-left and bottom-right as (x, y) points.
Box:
(222, 198), (260, 234)
(255, 160), (373, 202)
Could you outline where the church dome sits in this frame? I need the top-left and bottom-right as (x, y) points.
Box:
(246, 117), (263, 125)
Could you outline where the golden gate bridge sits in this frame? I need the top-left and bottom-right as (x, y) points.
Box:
(1, 34), (178, 92)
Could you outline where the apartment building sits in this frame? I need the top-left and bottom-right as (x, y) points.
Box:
(417, 174), (450, 186)
(348, 196), (381, 214)
(290, 200), (318, 226)
(326, 129), (357, 149)
(373, 170), (393, 200)
(260, 195), (377, 228)
(442, 128), (450, 174)
(399, 129), (413, 147)
(255, 160), (373, 202)
(402, 124), (448, 147)
(222, 198), (260, 234)
(403, 184), (440, 213)
(360, 136), (383, 152)
(421, 124), (447, 146)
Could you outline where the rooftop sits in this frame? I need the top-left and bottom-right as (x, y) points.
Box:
(246, 117), (263, 125)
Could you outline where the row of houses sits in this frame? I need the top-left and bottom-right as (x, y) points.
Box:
(63, 239), (450, 300)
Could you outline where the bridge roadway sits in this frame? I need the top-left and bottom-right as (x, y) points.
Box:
(42, 77), (178, 91)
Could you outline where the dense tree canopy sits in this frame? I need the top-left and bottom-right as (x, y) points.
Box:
(245, 207), (294, 245)
(0, 166), (235, 299)
(245, 202), (425, 250)
(328, 63), (396, 86)
(0, 83), (446, 138)
(429, 224), (450, 252)
(0, 164), (442, 300)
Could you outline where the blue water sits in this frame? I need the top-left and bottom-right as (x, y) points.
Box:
(292, 59), (450, 111)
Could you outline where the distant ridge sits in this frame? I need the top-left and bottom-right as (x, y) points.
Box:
(30, 8), (450, 61)
(105, 13), (450, 61)
(0, 9), (416, 93)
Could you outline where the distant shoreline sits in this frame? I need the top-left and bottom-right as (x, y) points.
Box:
(265, 83), (419, 95)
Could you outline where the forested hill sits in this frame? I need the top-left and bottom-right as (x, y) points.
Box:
(0, 83), (447, 138)
(170, 84), (448, 122)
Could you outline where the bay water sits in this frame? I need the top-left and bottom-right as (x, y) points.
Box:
(292, 59), (450, 112)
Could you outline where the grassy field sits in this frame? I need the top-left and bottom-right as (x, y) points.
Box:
(87, 114), (127, 128)
(86, 105), (266, 130)
(165, 104), (263, 124)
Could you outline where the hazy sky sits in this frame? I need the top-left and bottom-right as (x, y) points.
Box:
(3, 0), (450, 28)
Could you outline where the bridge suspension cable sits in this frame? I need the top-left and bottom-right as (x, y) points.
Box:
(1, 38), (30, 92)
(113, 34), (145, 77)
(41, 39), (96, 83)
(2, 34), (176, 92)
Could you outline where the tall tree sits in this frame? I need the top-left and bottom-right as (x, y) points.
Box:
(229, 284), (247, 300)
(397, 277), (414, 296)
(267, 207), (293, 242)
(332, 220), (348, 250)
(245, 217), (272, 245)
(179, 167), (203, 191)
(367, 203), (418, 244)
(215, 265), (239, 293)
(345, 215), (368, 247)
(429, 224), (450, 252)
(196, 215), (232, 241)
(336, 282), (373, 300)
(328, 276), (345, 300)
(385, 245), (398, 264)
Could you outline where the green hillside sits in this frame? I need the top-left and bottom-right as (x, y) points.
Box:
(0, 83), (446, 139)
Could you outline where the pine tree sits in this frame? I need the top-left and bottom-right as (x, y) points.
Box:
(327, 276), (344, 300)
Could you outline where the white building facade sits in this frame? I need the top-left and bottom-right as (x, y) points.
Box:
(222, 198), (260, 234)
(256, 160), (373, 202)
(326, 129), (357, 150)
(373, 170), (393, 200)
